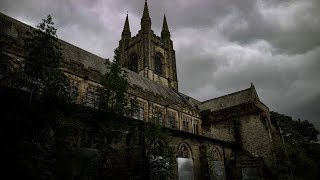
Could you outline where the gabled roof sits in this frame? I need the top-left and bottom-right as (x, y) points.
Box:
(199, 83), (260, 112)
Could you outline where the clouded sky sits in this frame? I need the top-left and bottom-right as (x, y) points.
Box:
(1, 0), (319, 129)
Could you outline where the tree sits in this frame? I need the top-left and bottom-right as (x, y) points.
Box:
(271, 111), (320, 180)
(97, 47), (129, 115)
(5, 15), (70, 179)
(21, 15), (69, 103)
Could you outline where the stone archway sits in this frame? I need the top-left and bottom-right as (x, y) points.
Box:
(176, 142), (194, 180)
(209, 148), (225, 180)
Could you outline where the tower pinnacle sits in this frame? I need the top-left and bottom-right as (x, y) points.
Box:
(161, 14), (170, 38)
(141, 0), (151, 32)
(122, 13), (131, 37)
(142, 0), (150, 20)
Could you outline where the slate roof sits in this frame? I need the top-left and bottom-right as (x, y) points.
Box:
(0, 12), (198, 110)
(125, 68), (198, 108)
(199, 84), (260, 112)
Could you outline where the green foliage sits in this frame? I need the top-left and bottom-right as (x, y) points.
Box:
(20, 15), (69, 103)
(1, 15), (72, 180)
(145, 115), (174, 180)
(97, 48), (129, 115)
(271, 111), (320, 180)
(271, 112), (319, 144)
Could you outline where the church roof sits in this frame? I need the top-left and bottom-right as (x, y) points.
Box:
(199, 84), (260, 112)
(125, 69), (197, 109)
(0, 12), (198, 111)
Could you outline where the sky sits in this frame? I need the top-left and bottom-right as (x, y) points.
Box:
(1, 0), (319, 130)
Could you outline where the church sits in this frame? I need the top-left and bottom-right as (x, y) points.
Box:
(0, 1), (284, 179)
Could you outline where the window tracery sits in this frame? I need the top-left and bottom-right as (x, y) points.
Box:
(153, 106), (164, 125)
(177, 143), (192, 158)
(211, 148), (222, 161)
(182, 116), (191, 132)
(154, 53), (163, 75)
(129, 53), (138, 72)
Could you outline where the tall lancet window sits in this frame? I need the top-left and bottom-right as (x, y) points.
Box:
(154, 53), (163, 76)
(129, 53), (138, 72)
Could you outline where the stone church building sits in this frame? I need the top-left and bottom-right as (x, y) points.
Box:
(0, 1), (284, 179)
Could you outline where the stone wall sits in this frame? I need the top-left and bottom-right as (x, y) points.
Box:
(238, 114), (275, 173)
(202, 120), (236, 143)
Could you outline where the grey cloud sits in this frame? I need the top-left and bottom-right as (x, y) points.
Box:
(220, 0), (320, 54)
(0, 0), (319, 129)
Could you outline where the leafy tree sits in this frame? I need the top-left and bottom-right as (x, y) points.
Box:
(21, 14), (69, 103)
(271, 111), (320, 180)
(4, 15), (71, 179)
(97, 47), (129, 115)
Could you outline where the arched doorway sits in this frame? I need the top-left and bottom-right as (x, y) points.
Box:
(209, 148), (225, 180)
(176, 142), (193, 180)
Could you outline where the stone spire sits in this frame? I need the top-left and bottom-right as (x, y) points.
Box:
(122, 13), (131, 37)
(141, 0), (151, 32)
(142, 0), (150, 20)
(161, 14), (170, 38)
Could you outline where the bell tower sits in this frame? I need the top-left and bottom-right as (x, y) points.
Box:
(118, 0), (178, 90)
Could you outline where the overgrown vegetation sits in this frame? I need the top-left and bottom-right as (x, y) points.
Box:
(271, 111), (320, 180)
(20, 15), (70, 104)
(97, 47), (130, 115)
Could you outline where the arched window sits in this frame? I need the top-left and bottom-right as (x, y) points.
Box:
(211, 148), (222, 161)
(154, 53), (163, 75)
(177, 143), (192, 158)
(209, 148), (225, 180)
(176, 143), (194, 180)
(129, 53), (138, 72)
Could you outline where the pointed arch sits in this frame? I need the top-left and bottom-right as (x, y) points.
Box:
(148, 138), (166, 156)
(176, 142), (193, 158)
(211, 148), (222, 162)
(208, 147), (225, 179)
(129, 52), (138, 72)
(154, 52), (164, 76)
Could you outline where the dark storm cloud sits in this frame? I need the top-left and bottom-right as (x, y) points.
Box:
(220, 0), (320, 54)
(0, 0), (319, 129)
